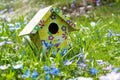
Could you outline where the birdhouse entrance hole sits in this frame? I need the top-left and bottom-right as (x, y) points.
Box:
(49, 23), (59, 34)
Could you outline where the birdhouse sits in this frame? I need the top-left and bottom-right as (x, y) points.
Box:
(19, 5), (78, 55)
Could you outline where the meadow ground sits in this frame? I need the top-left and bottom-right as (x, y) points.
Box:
(0, 1), (120, 80)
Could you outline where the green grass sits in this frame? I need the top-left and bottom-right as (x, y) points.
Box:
(73, 3), (120, 66)
(0, 2), (120, 80)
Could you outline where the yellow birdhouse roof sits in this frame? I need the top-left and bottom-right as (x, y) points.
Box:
(19, 5), (78, 36)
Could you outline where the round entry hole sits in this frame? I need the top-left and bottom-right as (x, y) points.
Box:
(48, 23), (59, 34)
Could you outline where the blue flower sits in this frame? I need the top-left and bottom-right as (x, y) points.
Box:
(78, 53), (84, 58)
(60, 48), (67, 56)
(89, 68), (98, 75)
(7, 23), (15, 31)
(63, 48), (67, 54)
(44, 66), (50, 75)
(50, 68), (60, 75)
(46, 74), (50, 80)
(22, 69), (30, 78)
(107, 30), (113, 37)
(44, 66), (60, 76)
(15, 22), (21, 29)
(22, 50), (26, 54)
(44, 66), (50, 71)
(112, 68), (120, 73)
(79, 63), (87, 69)
(77, 60), (81, 64)
(32, 69), (39, 79)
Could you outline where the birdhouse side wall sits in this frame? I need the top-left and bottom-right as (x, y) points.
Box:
(30, 32), (42, 49)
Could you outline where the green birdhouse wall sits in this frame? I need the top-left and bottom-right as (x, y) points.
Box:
(19, 5), (78, 55)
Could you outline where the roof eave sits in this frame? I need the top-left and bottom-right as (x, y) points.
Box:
(19, 5), (53, 36)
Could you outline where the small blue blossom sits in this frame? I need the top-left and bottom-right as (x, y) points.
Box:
(7, 23), (15, 31)
(60, 52), (63, 56)
(112, 68), (120, 73)
(89, 68), (98, 75)
(32, 69), (39, 79)
(79, 63), (87, 69)
(15, 22), (21, 29)
(96, 60), (105, 65)
(22, 50), (26, 54)
(12, 33), (16, 37)
(107, 30), (113, 37)
(46, 74), (50, 80)
(44, 66), (50, 75)
(60, 48), (67, 56)
(44, 65), (60, 76)
(22, 69), (30, 78)
(50, 68), (60, 75)
(52, 51), (56, 55)
(96, 0), (101, 6)
(44, 66), (50, 71)
(77, 60), (81, 64)
(8, 8), (13, 13)
(78, 53), (84, 58)
(63, 48), (67, 54)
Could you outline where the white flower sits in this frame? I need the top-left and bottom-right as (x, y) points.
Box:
(7, 23), (15, 31)
(0, 26), (2, 28)
(7, 23), (14, 28)
(0, 64), (10, 70)
(0, 15), (6, 20)
(103, 65), (113, 71)
(23, 0), (29, 3)
(13, 63), (23, 69)
(73, 34), (76, 37)
(77, 77), (93, 80)
(64, 61), (73, 66)
(6, 17), (11, 22)
(112, 13), (115, 16)
(90, 22), (96, 27)
(99, 72), (120, 80)
(96, 60), (106, 65)
(0, 36), (8, 40)
(0, 41), (5, 47)
(69, 77), (93, 80)
(34, 62), (39, 66)
(22, 36), (31, 42)
(6, 41), (13, 44)
(84, 14), (89, 18)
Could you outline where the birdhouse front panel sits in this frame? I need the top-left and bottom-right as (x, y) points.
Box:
(38, 12), (70, 55)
